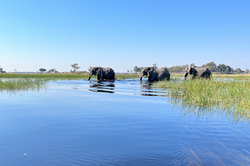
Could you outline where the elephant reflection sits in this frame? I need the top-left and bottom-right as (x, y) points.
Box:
(89, 82), (115, 94)
(139, 82), (166, 97)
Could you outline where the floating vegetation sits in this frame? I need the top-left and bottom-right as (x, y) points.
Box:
(156, 79), (250, 118)
(0, 78), (47, 92)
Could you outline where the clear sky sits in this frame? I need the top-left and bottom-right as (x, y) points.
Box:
(1, 0), (249, 72)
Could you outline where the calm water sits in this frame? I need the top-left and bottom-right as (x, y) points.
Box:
(1, 79), (250, 166)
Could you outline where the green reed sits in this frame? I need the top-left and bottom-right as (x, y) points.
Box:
(0, 78), (47, 91)
(156, 79), (250, 115)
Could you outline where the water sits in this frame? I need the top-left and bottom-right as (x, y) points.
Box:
(1, 79), (250, 166)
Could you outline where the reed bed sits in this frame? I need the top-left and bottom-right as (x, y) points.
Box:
(0, 73), (90, 80)
(156, 79), (250, 115)
(0, 78), (47, 91)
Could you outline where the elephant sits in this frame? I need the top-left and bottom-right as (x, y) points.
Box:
(88, 67), (115, 80)
(184, 65), (212, 80)
(139, 67), (170, 82)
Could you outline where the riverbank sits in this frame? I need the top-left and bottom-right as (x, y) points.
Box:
(0, 73), (139, 80)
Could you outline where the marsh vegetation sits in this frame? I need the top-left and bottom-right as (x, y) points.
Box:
(0, 73), (90, 80)
(156, 78), (250, 117)
(1, 74), (250, 116)
(0, 73), (140, 91)
(0, 78), (47, 91)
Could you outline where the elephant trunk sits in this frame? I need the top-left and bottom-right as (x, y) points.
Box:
(139, 72), (144, 81)
(88, 73), (92, 80)
(184, 73), (188, 80)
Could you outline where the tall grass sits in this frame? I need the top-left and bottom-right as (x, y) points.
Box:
(156, 79), (250, 115)
(0, 78), (47, 91)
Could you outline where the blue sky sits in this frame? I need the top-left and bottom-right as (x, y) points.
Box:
(1, 0), (249, 72)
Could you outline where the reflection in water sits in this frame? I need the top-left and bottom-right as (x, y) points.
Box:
(89, 81), (115, 94)
(139, 81), (167, 97)
(169, 97), (250, 124)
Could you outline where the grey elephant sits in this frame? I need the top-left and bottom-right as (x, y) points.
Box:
(139, 67), (170, 82)
(184, 65), (212, 80)
(88, 67), (115, 80)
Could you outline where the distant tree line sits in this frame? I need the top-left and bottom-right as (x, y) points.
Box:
(133, 62), (250, 74)
(37, 63), (88, 74)
(199, 62), (249, 74)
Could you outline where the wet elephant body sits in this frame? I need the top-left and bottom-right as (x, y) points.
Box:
(184, 66), (212, 80)
(139, 67), (170, 82)
(88, 67), (115, 80)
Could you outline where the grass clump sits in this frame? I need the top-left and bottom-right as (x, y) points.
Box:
(0, 78), (47, 91)
(156, 79), (250, 114)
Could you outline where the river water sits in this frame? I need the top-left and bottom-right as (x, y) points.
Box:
(0, 79), (250, 166)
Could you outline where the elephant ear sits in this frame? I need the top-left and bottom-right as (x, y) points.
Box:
(97, 68), (103, 78)
(147, 67), (155, 76)
(188, 66), (192, 73)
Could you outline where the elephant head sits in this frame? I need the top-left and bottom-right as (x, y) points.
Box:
(184, 65), (191, 80)
(184, 65), (198, 80)
(139, 67), (156, 81)
(88, 67), (103, 80)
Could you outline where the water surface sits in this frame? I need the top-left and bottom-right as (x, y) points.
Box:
(0, 79), (250, 166)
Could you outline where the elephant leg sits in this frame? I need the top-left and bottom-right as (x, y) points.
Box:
(148, 76), (153, 82)
(97, 76), (102, 80)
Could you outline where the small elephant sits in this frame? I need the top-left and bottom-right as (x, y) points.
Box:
(184, 65), (212, 80)
(88, 67), (115, 80)
(139, 67), (170, 82)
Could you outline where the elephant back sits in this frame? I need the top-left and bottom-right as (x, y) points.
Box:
(156, 68), (170, 80)
(104, 67), (115, 74)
